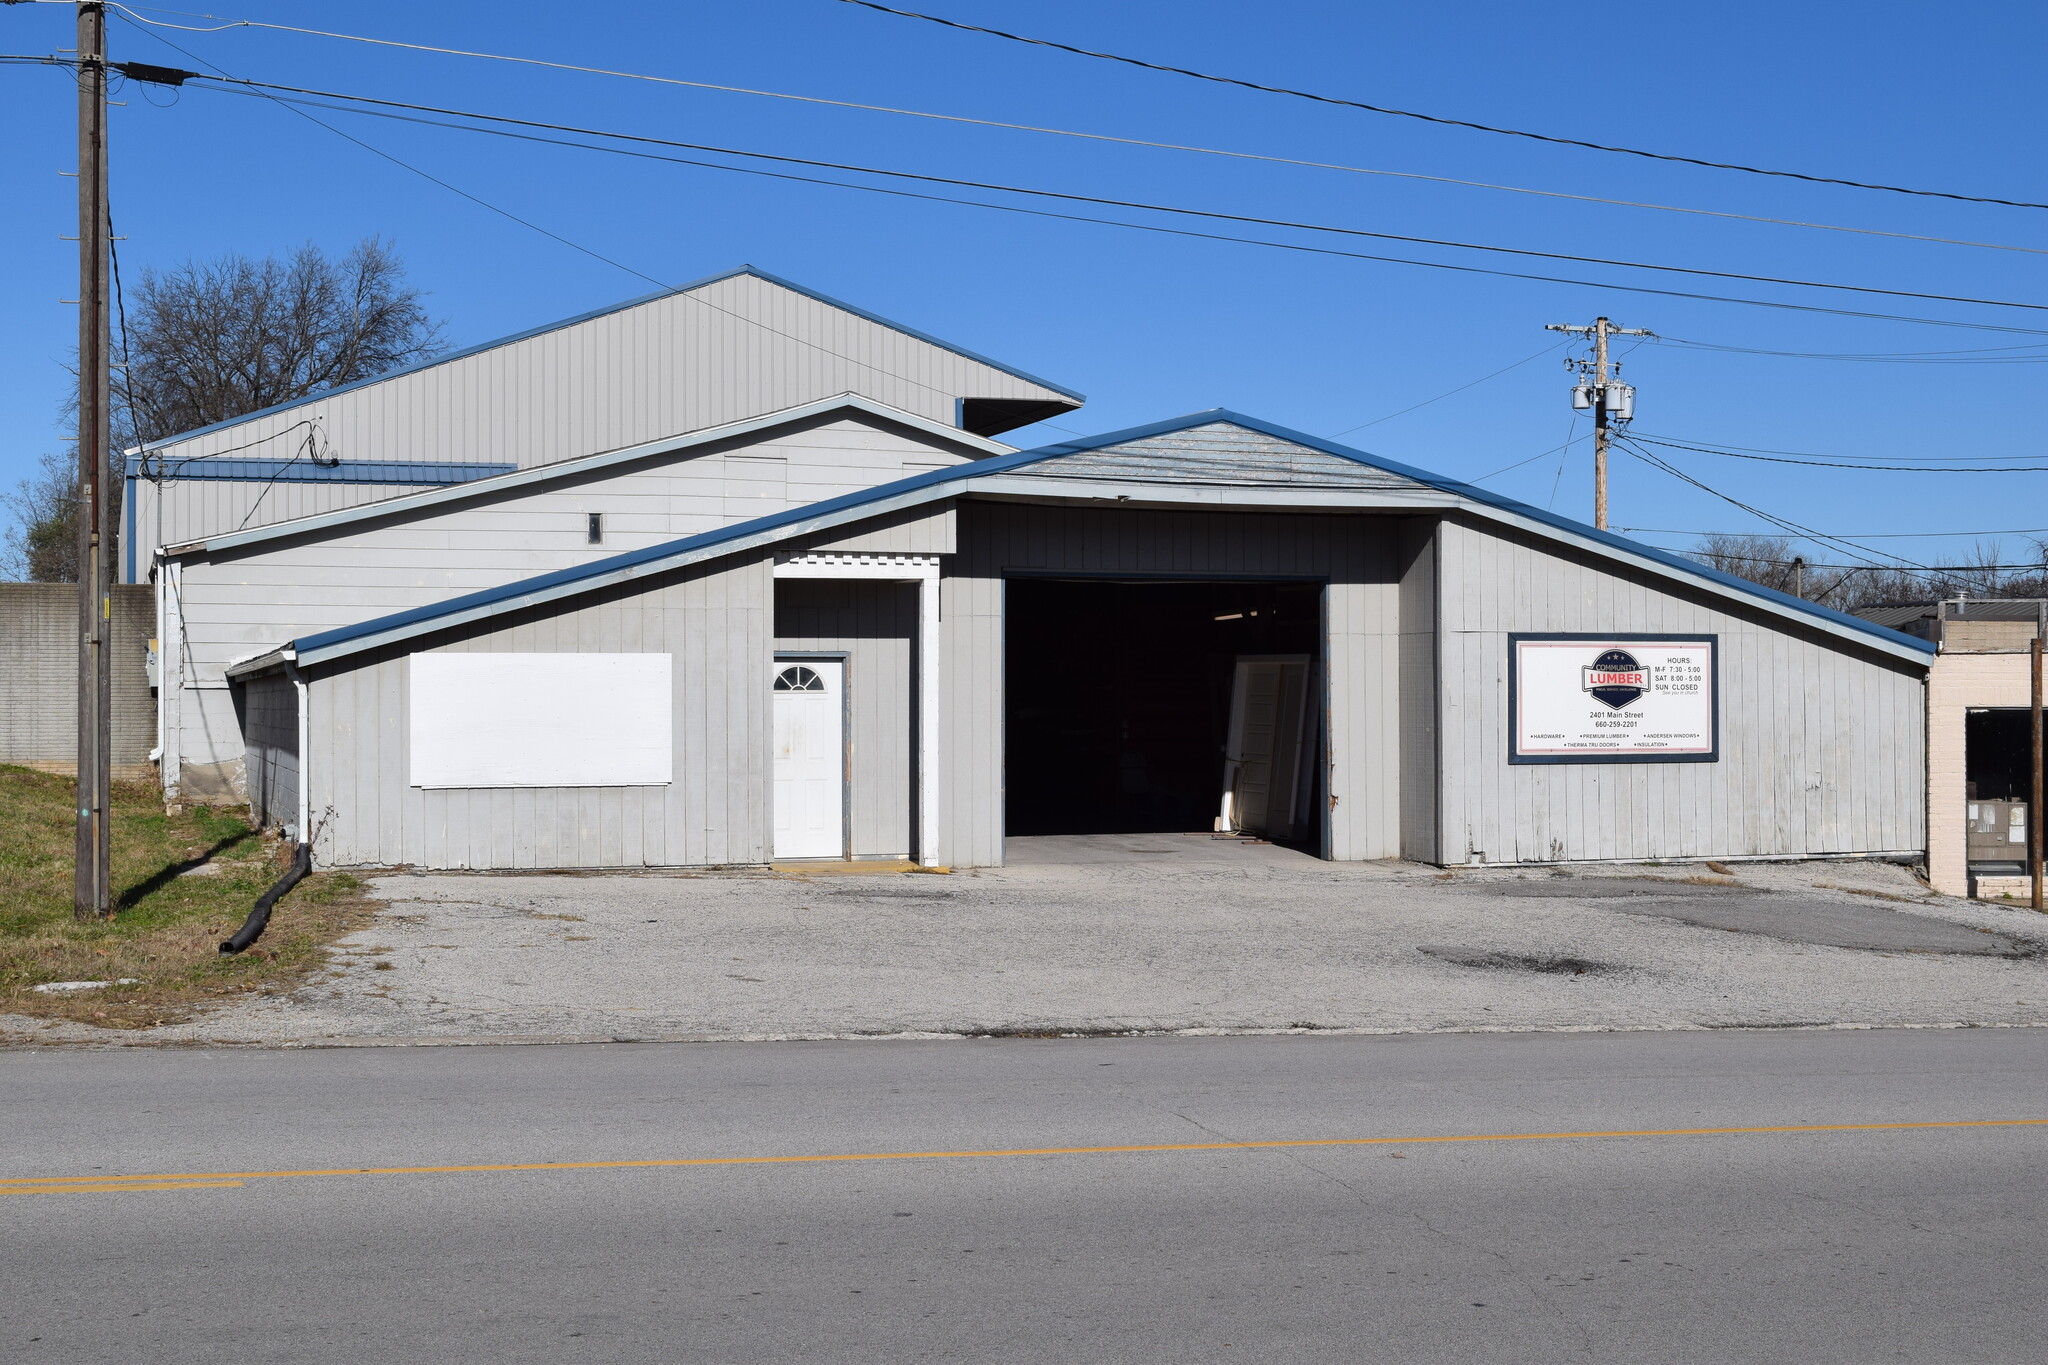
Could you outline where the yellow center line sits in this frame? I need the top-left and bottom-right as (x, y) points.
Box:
(0, 1117), (2041, 1194)
(0, 1181), (244, 1197)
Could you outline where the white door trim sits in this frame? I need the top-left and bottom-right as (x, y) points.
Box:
(774, 553), (941, 866)
(773, 655), (848, 860)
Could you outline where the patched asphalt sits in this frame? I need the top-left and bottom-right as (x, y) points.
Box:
(1473, 877), (2025, 955)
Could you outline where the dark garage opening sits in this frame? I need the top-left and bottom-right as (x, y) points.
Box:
(1004, 578), (1323, 840)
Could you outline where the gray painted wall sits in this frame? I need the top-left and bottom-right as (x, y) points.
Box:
(302, 499), (955, 870)
(1396, 519), (1439, 863)
(308, 556), (772, 871)
(0, 583), (155, 772)
(1434, 515), (1925, 862)
(775, 579), (918, 860)
(164, 414), (982, 797)
(135, 271), (1072, 497)
(242, 674), (298, 831)
(127, 475), (440, 582)
(277, 418), (1929, 871)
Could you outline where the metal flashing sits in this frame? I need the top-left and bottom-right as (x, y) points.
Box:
(126, 456), (513, 484)
(282, 409), (1934, 669)
(133, 266), (1083, 455)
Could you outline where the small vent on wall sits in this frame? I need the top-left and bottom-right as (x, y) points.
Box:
(587, 513), (604, 545)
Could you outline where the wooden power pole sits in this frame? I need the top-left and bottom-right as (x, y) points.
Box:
(74, 0), (113, 920)
(2033, 633), (2043, 914)
(1547, 317), (1652, 530)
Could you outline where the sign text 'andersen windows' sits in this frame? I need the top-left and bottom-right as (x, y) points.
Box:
(1508, 635), (1718, 764)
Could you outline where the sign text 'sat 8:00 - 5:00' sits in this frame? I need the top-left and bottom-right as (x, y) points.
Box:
(1509, 635), (1717, 764)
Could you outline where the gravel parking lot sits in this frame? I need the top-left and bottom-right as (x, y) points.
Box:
(12, 835), (2048, 1047)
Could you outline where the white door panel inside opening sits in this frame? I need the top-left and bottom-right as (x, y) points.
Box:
(1219, 654), (1312, 838)
(773, 658), (847, 859)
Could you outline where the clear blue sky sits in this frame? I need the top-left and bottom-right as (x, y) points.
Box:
(3, 1), (2044, 571)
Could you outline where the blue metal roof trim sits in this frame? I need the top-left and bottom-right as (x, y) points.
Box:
(1178, 410), (1936, 656)
(134, 266), (1083, 454)
(290, 408), (1931, 661)
(125, 456), (514, 485)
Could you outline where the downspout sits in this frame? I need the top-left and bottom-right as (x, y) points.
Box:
(149, 551), (164, 774)
(290, 658), (310, 846)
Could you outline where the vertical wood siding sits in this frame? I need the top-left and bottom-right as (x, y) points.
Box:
(774, 580), (918, 859)
(136, 272), (1071, 490)
(129, 476), (439, 580)
(309, 555), (771, 870)
(1435, 516), (1925, 862)
(1396, 519), (1440, 862)
(170, 418), (976, 780)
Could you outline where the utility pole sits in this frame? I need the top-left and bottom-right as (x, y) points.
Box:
(1546, 317), (1652, 529)
(2032, 632), (2043, 914)
(74, 1), (113, 920)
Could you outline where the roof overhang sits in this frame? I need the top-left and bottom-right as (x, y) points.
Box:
(163, 393), (1011, 560)
(225, 646), (296, 680)
(277, 409), (1934, 671)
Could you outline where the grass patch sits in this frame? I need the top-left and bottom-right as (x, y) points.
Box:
(0, 764), (379, 1029)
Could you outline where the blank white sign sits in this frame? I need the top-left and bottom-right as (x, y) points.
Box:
(410, 653), (673, 788)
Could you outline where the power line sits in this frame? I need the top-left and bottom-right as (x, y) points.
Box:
(27, 43), (2048, 336)
(1466, 430), (1590, 484)
(87, 3), (2048, 258)
(1622, 524), (2048, 541)
(834, 0), (2048, 212)
(1631, 432), (2048, 473)
(1632, 431), (2044, 463)
(169, 72), (2048, 320)
(1328, 342), (1564, 436)
(1616, 438), (1922, 569)
(1650, 335), (2048, 364)
(1688, 550), (2045, 572)
(107, 21), (988, 409)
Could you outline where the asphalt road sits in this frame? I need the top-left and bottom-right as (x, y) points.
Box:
(6, 1028), (2047, 1363)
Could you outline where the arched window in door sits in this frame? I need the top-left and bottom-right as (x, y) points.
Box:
(774, 665), (826, 693)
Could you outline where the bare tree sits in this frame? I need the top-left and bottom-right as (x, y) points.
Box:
(4, 238), (442, 581)
(0, 452), (81, 581)
(1692, 533), (1801, 595)
(118, 237), (442, 446)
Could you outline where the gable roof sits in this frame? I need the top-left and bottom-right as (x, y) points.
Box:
(263, 410), (1934, 671)
(166, 394), (1011, 560)
(134, 265), (1084, 456)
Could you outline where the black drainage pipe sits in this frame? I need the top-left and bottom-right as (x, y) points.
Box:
(220, 842), (312, 955)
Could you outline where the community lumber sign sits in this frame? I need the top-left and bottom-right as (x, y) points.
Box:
(1508, 634), (1718, 764)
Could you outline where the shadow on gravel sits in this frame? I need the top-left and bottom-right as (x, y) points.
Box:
(1474, 878), (2025, 956)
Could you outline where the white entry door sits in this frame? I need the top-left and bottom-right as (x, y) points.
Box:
(773, 659), (845, 859)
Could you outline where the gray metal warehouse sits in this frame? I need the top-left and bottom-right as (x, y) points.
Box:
(222, 409), (1933, 871)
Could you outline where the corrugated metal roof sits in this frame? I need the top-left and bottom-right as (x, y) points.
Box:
(285, 410), (1937, 667)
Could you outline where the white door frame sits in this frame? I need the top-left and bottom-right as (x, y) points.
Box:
(773, 552), (941, 866)
(773, 653), (849, 859)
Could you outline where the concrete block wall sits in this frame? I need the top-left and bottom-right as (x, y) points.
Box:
(0, 582), (155, 775)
